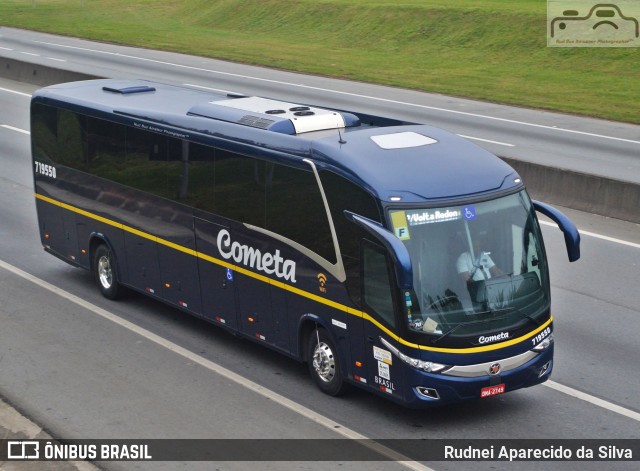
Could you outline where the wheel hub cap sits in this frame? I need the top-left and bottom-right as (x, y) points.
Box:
(98, 255), (113, 289)
(312, 342), (335, 383)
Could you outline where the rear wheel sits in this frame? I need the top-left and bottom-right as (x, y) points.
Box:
(307, 328), (349, 396)
(93, 244), (121, 300)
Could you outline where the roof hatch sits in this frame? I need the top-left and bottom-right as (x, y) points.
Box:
(188, 97), (360, 135)
(102, 85), (156, 95)
(370, 132), (438, 149)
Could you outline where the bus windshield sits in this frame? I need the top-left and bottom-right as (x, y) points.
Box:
(389, 190), (549, 337)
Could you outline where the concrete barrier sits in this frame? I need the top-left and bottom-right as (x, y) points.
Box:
(503, 158), (640, 224)
(0, 56), (98, 86)
(2, 57), (638, 224)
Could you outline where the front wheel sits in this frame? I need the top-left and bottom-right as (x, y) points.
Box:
(307, 328), (349, 396)
(93, 244), (122, 300)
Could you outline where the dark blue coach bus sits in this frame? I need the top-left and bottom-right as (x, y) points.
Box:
(30, 79), (580, 407)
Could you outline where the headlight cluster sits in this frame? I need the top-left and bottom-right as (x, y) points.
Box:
(379, 337), (449, 373)
(532, 333), (554, 352)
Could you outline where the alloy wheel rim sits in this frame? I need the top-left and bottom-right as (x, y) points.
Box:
(312, 342), (335, 383)
(98, 255), (113, 289)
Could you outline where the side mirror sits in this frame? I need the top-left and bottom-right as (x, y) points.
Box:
(533, 201), (581, 262)
(344, 211), (413, 289)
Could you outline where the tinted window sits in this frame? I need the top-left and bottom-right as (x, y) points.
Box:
(124, 125), (171, 198)
(363, 243), (396, 328)
(36, 110), (339, 262)
(31, 104), (59, 163)
(87, 116), (127, 180)
(266, 163), (335, 263)
(321, 170), (381, 304)
(58, 110), (87, 169)
(214, 149), (266, 227)
(172, 142), (215, 212)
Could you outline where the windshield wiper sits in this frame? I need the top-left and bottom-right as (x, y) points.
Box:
(432, 307), (515, 344)
(468, 307), (515, 317)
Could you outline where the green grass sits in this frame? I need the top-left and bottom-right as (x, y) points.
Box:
(1, 0), (638, 123)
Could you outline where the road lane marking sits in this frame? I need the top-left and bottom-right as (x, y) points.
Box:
(0, 258), (432, 471)
(0, 86), (32, 98)
(1, 124), (30, 135)
(0, 46), (13, 51)
(19, 51), (39, 57)
(46, 57), (66, 62)
(2, 256), (640, 436)
(35, 40), (640, 146)
(2, 82), (638, 251)
(184, 82), (243, 95)
(457, 134), (515, 147)
(540, 220), (640, 249)
(0, 84), (637, 251)
(544, 380), (640, 423)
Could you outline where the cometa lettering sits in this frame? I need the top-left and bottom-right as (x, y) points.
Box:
(478, 332), (509, 344)
(217, 229), (297, 283)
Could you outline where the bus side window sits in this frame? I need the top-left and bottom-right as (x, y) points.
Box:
(320, 170), (382, 307)
(362, 242), (396, 329)
(31, 104), (59, 164)
(87, 116), (126, 178)
(266, 163), (335, 264)
(125, 126), (170, 199)
(214, 149), (266, 228)
(173, 142), (215, 212)
(57, 110), (86, 169)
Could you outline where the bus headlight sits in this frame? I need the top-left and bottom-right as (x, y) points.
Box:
(380, 337), (449, 373)
(532, 333), (554, 352)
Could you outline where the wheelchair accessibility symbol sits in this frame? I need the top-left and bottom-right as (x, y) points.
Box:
(463, 206), (477, 221)
(226, 268), (234, 282)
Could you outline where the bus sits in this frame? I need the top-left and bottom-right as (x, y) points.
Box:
(31, 79), (580, 407)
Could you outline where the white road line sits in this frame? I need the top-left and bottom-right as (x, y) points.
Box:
(0, 258), (432, 471)
(19, 51), (39, 57)
(544, 380), (640, 423)
(184, 82), (242, 95)
(46, 57), (66, 62)
(0, 86), (32, 98)
(185, 84), (516, 148)
(35, 40), (640, 146)
(0, 83), (636, 250)
(539, 220), (640, 249)
(2, 257), (640, 445)
(457, 134), (515, 147)
(1, 125), (30, 135)
(0, 46), (13, 51)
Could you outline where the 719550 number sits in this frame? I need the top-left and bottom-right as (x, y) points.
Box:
(531, 326), (551, 347)
(35, 161), (57, 179)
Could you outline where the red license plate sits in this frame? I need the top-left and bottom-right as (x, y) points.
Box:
(480, 384), (506, 398)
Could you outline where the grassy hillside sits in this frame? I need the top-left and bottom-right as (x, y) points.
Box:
(1, 0), (638, 123)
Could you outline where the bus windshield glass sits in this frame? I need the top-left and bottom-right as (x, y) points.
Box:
(389, 190), (549, 337)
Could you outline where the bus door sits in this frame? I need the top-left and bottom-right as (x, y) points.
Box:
(361, 241), (406, 399)
(194, 218), (238, 330)
(124, 230), (162, 297)
(156, 204), (202, 315)
(232, 231), (276, 347)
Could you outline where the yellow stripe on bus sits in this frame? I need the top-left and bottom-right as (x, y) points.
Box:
(35, 192), (551, 354)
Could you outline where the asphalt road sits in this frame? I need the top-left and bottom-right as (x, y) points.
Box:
(0, 29), (639, 471)
(1, 26), (639, 184)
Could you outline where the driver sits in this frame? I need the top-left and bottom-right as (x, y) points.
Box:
(457, 235), (502, 286)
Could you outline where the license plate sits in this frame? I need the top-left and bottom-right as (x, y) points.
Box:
(480, 384), (505, 398)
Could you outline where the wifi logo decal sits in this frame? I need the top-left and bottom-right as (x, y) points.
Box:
(317, 273), (328, 293)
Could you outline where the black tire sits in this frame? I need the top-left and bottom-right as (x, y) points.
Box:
(307, 328), (349, 396)
(93, 244), (122, 300)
